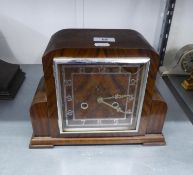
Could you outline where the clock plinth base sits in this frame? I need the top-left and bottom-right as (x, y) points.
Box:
(30, 78), (167, 148)
(29, 134), (165, 148)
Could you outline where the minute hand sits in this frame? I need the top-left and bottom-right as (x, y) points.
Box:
(102, 94), (133, 100)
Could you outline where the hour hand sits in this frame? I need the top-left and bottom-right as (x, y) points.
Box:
(97, 97), (122, 112)
(97, 97), (131, 114)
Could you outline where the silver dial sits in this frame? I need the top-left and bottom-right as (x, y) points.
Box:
(181, 51), (193, 73)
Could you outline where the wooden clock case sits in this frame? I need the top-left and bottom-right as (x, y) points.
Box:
(30, 29), (167, 148)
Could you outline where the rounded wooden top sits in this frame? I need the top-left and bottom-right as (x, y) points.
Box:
(43, 29), (157, 58)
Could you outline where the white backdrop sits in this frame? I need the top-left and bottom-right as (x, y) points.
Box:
(0, 0), (167, 64)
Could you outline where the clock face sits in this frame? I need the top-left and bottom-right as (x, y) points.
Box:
(181, 51), (193, 73)
(54, 58), (150, 133)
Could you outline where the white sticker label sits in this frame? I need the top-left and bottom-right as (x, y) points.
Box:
(94, 43), (110, 47)
(93, 37), (115, 42)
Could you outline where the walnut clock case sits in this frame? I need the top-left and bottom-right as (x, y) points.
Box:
(30, 29), (167, 148)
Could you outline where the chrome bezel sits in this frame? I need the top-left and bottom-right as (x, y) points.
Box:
(53, 57), (150, 134)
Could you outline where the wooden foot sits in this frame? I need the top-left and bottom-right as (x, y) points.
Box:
(29, 144), (54, 149)
(143, 140), (166, 146)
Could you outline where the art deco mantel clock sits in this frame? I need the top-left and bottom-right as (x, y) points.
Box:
(30, 29), (167, 148)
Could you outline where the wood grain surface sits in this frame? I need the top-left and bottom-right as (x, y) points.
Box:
(30, 29), (167, 147)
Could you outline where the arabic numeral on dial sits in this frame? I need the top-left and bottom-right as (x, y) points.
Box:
(64, 80), (72, 86)
(66, 110), (73, 116)
(80, 68), (85, 73)
(129, 95), (134, 101)
(99, 67), (105, 72)
(130, 79), (137, 85)
(66, 95), (72, 101)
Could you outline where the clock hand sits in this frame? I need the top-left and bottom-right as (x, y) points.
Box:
(97, 97), (122, 112)
(102, 94), (134, 101)
(97, 97), (132, 114)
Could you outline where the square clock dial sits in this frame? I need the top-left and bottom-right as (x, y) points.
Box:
(54, 58), (150, 133)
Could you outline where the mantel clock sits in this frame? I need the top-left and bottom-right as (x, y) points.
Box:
(30, 29), (167, 148)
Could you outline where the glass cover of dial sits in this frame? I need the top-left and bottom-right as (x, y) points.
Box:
(54, 61), (149, 133)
